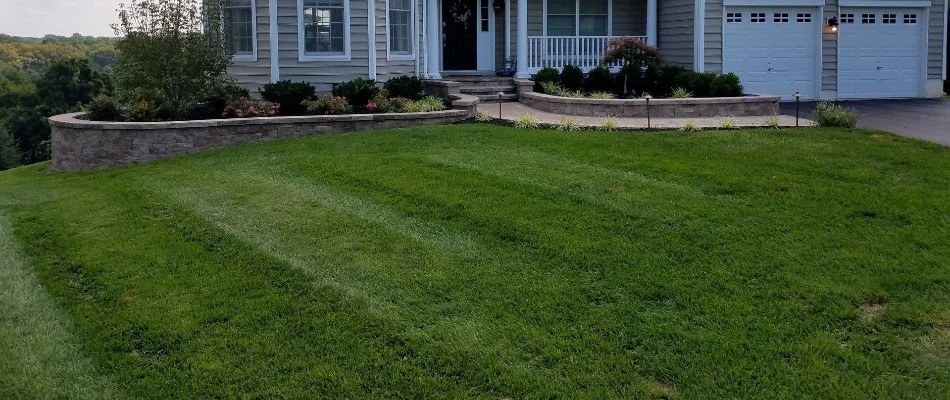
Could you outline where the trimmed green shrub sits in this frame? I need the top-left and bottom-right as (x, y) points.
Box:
(710, 73), (744, 97)
(584, 65), (616, 93)
(260, 80), (315, 115)
(86, 94), (123, 121)
(383, 75), (424, 100)
(814, 102), (858, 128)
(688, 72), (717, 97)
(532, 67), (561, 92)
(656, 65), (688, 97)
(560, 64), (584, 91)
(333, 77), (380, 111)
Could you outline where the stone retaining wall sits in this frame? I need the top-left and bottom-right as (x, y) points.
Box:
(519, 91), (780, 118)
(50, 109), (471, 172)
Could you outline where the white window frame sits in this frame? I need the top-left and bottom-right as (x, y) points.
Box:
(224, 0), (258, 62)
(386, 0), (416, 61)
(542, 0), (613, 37)
(297, 0), (352, 62)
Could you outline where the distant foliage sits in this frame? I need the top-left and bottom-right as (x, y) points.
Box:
(260, 80), (315, 115)
(814, 102), (858, 128)
(333, 77), (380, 110)
(0, 127), (18, 170)
(560, 65), (584, 91)
(35, 58), (112, 111)
(113, 0), (233, 120)
(383, 76), (424, 100)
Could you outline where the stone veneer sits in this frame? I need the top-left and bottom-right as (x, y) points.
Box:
(50, 108), (472, 172)
(516, 80), (780, 118)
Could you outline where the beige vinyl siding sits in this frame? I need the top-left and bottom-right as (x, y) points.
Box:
(495, 9), (507, 70)
(278, 0), (370, 93)
(822, 0), (838, 94)
(613, 0), (648, 36)
(229, 0), (273, 93)
(375, 0), (424, 82)
(658, 0), (695, 68)
(703, 0), (723, 72)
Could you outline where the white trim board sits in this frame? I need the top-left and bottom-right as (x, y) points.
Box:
(694, 0), (705, 72)
(228, 1), (259, 62)
(839, 1), (932, 7)
(724, 0), (824, 5)
(386, 0), (419, 61)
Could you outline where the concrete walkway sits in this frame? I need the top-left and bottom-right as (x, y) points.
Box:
(478, 102), (811, 130)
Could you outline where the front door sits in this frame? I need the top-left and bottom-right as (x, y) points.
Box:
(442, 0), (478, 71)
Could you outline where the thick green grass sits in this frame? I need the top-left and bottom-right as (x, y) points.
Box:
(1, 125), (948, 399)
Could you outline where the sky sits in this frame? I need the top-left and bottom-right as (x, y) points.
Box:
(0, 0), (121, 37)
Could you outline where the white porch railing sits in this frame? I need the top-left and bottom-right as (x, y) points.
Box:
(525, 36), (648, 74)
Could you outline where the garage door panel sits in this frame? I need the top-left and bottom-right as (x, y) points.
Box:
(838, 7), (924, 99)
(722, 7), (819, 100)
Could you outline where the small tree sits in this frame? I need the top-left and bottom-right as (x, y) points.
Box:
(0, 127), (19, 171)
(602, 39), (662, 96)
(113, 0), (233, 120)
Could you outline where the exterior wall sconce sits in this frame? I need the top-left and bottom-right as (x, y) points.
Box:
(493, 0), (504, 14)
(827, 17), (839, 32)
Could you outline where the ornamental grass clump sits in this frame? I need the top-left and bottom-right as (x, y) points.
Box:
(556, 118), (580, 131)
(515, 114), (539, 129)
(403, 96), (446, 113)
(814, 102), (858, 128)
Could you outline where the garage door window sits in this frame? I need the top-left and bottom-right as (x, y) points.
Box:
(861, 14), (875, 24)
(774, 13), (789, 23)
(840, 13), (855, 24)
(796, 13), (811, 23)
(726, 12), (742, 23)
(750, 12), (766, 23)
(904, 14), (917, 24)
(883, 14), (897, 24)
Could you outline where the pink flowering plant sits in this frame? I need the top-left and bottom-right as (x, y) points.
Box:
(303, 95), (353, 115)
(365, 91), (411, 113)
(221, 97), (280, 118)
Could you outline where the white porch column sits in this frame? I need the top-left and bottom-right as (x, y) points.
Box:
(425, 0), (442, 79)
(646, 0), (657, 47)
(515, 0), (529, 78)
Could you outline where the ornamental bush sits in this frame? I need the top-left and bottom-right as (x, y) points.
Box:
(532, 67), (560, 92)
(86, 94), (123, 121)
(260, 80), (315, 115)
(710, 73), (744, 97)
(221, 97), (280, 118)
(383, 75), (424, 100)
(584, 66), (616, 93)
(303, 95), (352, 115)
(113, 0), (233, 120)
(333, 77), (380, 111)
(603, 39), (662, 95)
(814, 102), (858, 128)
(560, 65), (584, 91)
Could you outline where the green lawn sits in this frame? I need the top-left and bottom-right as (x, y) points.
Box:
(1, 125), (948, 399)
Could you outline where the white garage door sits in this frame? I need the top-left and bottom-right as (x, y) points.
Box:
(723, 7), (820, 100)
(838, 8), (925, 99)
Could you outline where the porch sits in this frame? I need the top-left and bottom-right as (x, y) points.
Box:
(424, 0), (658, 78)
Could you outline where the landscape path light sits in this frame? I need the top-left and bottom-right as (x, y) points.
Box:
(644, 94), (653, 129)
(794, 91), (801, 127)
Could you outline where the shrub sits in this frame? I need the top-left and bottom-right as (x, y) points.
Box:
(688, 72), (718, 97)
(588, 92), (616, 100)
(365, 90), (410, 113)
(671, 87), (693, 99)
(303, 95), (352, 115)
(679, 121), (701, 132)
(656, 65), (688, 97)
(710, 73), (744, 97)
(763, 116), (781, 129)
(221, 97), (279, 118)
(539, 81), (565, 96)
(86, 94), (123, 121)
(403, 96), (446, 113)
(533, 67), (561, 92)
(259, 80), (315, 115)
(556, 118), (580, 131)
(114, 0), (234, 120)
(813, 102), (858, 128)
(0, 127), (19, 171)
(599, 117), (618, 131)
(603, 39), (662, 95)
(474, 112), (494, 122)
(564, 90), (586, 98)
(384, 75), (424, 100)
(718, 117), (738, 129)
(126, 98), (160, 122)
(333, 77), (380, 110)
(560, 65), (585, 91)
(585, 66), (616, 93)
(515, 114), (538, 129)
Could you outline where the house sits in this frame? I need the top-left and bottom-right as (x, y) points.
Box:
(224, 0), (947, 100)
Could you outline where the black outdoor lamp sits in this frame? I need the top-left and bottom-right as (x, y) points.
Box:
(794, 91), (801, 127)
(827, 17), (839, 32)
(493, 0), (504, 14)
(644, 94), (653, 129)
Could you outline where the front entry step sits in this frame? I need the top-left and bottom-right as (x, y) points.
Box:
(471, 93), (519, 102)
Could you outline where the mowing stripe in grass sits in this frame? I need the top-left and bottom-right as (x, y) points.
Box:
(0, 212), (128, 400)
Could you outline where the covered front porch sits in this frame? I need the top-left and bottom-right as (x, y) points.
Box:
(424, 0), (658, 78)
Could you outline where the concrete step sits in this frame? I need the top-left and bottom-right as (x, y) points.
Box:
(460, 85), (517, 94)
(472, 93), (519, 102)
(445, 76), (516, 87)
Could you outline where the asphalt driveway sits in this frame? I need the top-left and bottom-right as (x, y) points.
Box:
(780, 99), (950, 146)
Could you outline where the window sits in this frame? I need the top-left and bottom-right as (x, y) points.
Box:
(726, 12), (742, 23)
(904, 14), (918, 24)
(299, 0), (349, 60)
(840, 13), (854, 24)
(750, 12), (766, 23)
(480, 0), (489, 31)
(224, 0), (255, 60)
(388, 0), (413, 58)
(773, 13), (789, 23)
(861, 13), (875, 24)
(796, 13), (811, 23)
(883, 13), (896, 24)
(546, 0), (609, 37)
